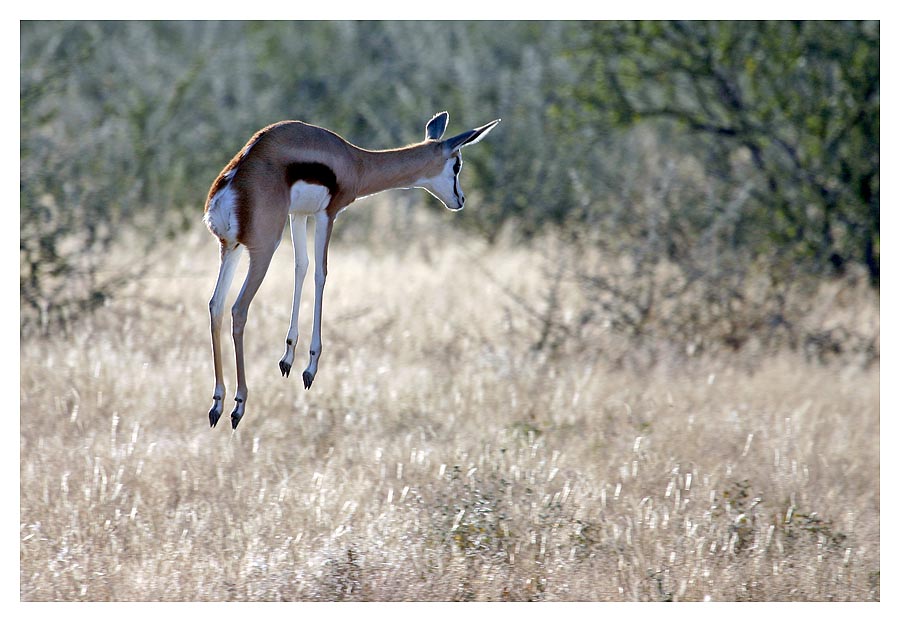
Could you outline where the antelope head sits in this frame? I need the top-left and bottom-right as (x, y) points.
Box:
(416, 111), (500, 211)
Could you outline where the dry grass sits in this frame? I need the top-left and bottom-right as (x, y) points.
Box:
(20, 204), (879, 601)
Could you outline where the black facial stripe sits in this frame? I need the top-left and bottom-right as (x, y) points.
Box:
(452, 156), (463, 203)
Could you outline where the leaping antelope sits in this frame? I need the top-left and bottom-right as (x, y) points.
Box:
(204, 112), (500, 429)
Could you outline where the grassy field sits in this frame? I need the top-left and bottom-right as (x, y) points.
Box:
(19, 203), (879, 601)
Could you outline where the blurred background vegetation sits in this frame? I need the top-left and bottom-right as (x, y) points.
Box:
(20, 21), (879, 362)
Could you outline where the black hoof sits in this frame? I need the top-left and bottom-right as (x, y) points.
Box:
(279, 360), (291, 377)
(302, 371), (314, 390)
(230, 397), (245, 430)
(209, 407), (222, 428)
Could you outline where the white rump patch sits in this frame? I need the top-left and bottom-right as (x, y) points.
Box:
(289, 181), (331, 215)
(203, 184), (240, 245)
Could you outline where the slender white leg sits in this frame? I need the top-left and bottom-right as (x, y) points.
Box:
(302, 211), (334, 389)
(208, 243), (243, 427)
(229, 241), (279, 429)
(279, 214), (309, 378)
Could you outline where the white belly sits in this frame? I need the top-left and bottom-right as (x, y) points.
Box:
(289, 181), (331, 215)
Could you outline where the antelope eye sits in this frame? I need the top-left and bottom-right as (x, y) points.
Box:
(452, 157), (462, 175)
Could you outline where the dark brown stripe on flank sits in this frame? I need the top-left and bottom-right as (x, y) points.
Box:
(286, 162), (339, 196)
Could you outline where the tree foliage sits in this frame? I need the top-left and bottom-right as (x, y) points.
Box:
(571, 21), (879, 283)
(20, 21), (880, 332)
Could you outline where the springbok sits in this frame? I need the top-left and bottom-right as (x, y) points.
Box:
(203, 112), (500, 429)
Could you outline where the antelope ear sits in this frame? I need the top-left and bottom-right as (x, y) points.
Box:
(442, 118), (501, 155)
(425, 111), (450, 140)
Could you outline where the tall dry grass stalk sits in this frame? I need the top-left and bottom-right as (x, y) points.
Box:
(20, 203), (879, 601)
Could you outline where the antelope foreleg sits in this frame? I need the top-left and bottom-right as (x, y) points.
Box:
(301, 212), (334, 389)
(279, 214), (309, 378)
